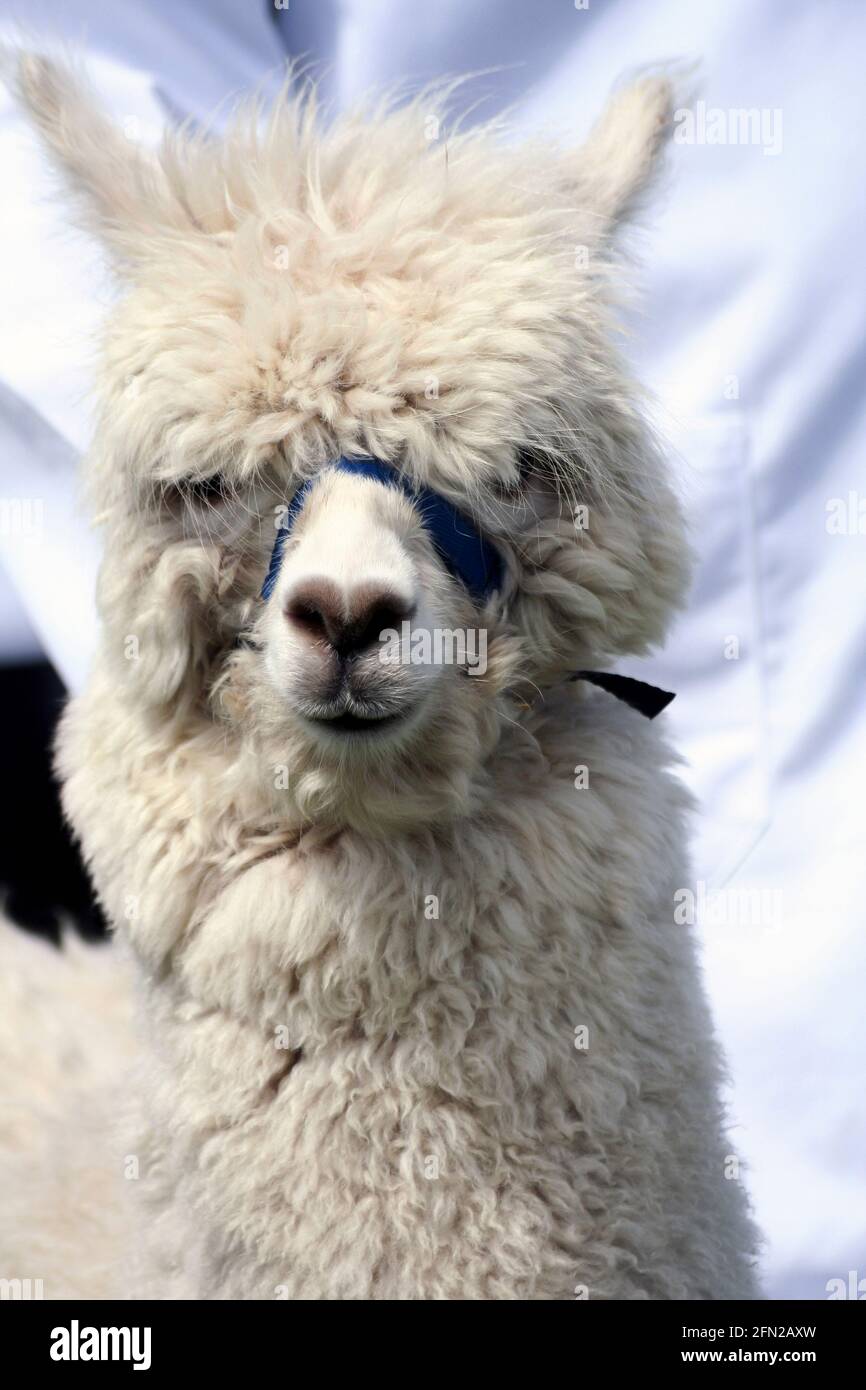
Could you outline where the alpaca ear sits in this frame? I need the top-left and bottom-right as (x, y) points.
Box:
(564, 75), (675, 233)
(4, 50), (184, 260)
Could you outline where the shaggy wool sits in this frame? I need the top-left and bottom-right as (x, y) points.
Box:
(0, 50), (761, 1299)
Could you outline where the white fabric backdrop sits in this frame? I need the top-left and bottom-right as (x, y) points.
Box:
(0, 0), (863, 1300)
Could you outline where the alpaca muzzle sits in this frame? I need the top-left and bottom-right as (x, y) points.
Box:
(261, 455), (504, 604)
(262, 455), (675, 723)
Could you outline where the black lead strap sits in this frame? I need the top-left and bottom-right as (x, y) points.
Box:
(571, 671), (676, 720)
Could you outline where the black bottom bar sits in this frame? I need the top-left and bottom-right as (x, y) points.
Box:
(2, 1297), (857, 1373)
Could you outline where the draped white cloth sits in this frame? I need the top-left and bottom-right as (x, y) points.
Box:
(1, 0), (862, 1299)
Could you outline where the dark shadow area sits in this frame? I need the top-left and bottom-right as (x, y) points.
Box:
(0, 661), (107, 941)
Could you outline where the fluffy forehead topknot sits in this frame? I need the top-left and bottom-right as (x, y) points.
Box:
(9, 53), (677, 505)
(99, 81), (615, 492)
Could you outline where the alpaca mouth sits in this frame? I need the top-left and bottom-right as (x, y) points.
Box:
(304, 703), (415, 735)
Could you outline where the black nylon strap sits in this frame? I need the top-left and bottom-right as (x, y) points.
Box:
(572, 670), (675, 719)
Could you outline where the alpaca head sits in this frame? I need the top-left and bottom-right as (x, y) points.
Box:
(12, 54), (689, 828)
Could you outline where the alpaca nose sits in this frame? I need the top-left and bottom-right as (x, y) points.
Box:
(284, 578), (414, 659)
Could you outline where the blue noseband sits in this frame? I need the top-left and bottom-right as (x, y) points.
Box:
(261, 455), (504, 604)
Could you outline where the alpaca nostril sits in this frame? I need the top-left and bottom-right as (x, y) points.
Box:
(286, 597), (331, 643)
(284, 579), (415, 659)
(350, 597), (414, 656)
(285, 579), (344, 647)
(284, 575), (341, 644)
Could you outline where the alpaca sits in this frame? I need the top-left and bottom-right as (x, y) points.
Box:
(0, 52), (760, 1300)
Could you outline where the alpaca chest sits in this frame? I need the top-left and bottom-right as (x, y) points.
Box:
(138, 840), (614, 1296)
(140, 983), (584, 1299)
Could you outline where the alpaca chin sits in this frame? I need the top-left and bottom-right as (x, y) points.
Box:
(217, 632), (523, 835)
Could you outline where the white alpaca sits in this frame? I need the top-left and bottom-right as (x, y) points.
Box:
(0, 53), (760, 1299)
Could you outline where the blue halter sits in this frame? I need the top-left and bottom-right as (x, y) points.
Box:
(261, 455), (504, 604)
